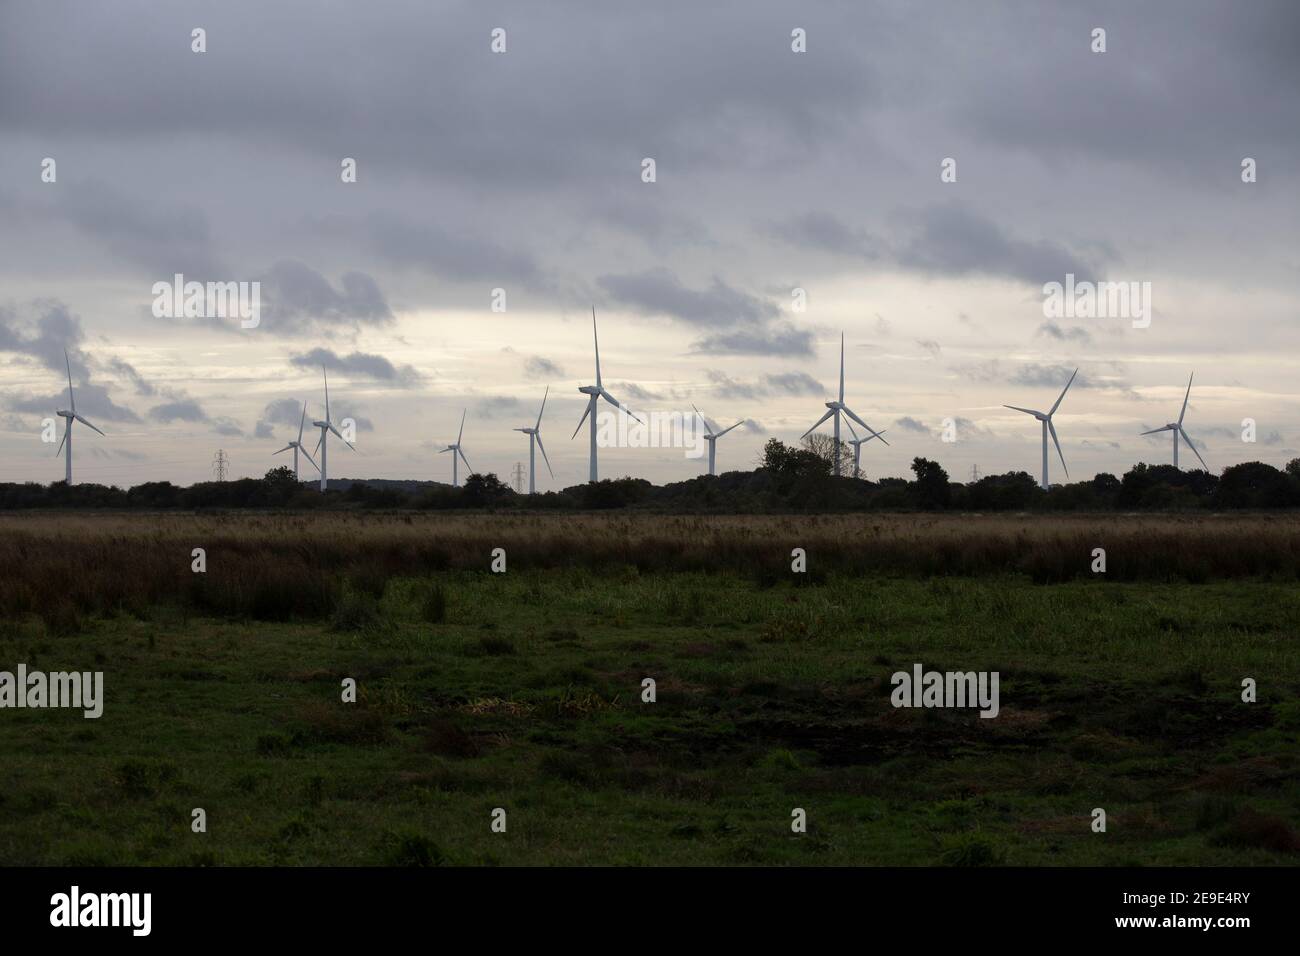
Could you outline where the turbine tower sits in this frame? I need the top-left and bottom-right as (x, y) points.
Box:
(312, 367), (354, 492)
(54, 349), (105, 485)
(846, 421), (889, 479)
(572, 307), (641, 482)
(802, 332), (885, 476)
(441, 409), (473, 487)
(1141, 372), (1207, 470)
(514, 387), (553, 494)
(272, 401), (319, 481)
(692, 404), (744, 476)
(1004, 367), (1077, 490)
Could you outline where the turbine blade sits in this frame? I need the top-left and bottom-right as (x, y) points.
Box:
(1140, 426), (1173, 436)
(1049, 367), (1078, 415)
(55, 427), (67, 458)
(801, 408), (835, 438)
(323, 366), (330, 421)
(299, 445), (320, 473)
(841, 406), (883, 440)
(536, 385), (548, 429)
(458, 448), (472, 473)
(314, 430), (324, 454)
(273, 445), (293, 455)
(846, 420), (860, 441)
(73, 414), (104, 436)
(716, 420), (744, 438)
(1179, 426), (1208, 469)
(298, 402), (307, 443)
(571, 398), (592, 439)
(535, 432), (554, 478)
(592, 307), (602, 387)
(1048, 418), (1068, 479)
(64, 349), (76, 413)
(457, 408), (466, 445)
(601, 389), (641, 424)
(1003, 405), (1042, 417)
(1178, 372), (1193, 425)
(869, 429), (890, 446)
(838, 332), (845, 403)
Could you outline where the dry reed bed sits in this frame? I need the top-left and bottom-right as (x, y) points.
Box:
(2, 512), (1298, 621)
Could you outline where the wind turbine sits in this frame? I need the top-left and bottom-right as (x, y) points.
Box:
(692, 404), (744, 476)
(1141, 372), (1207, 470)
(312, 366), (354, 492)
(802, 332), (885, 476)
(514, 388), (552, 494)
(272, 401), (319, 481)
(54, 349), (104, 485)
(441, 409), (473, 487)
(572, 307), (641, 482)
(1004, 367), (1077, 490)
(846, 421), (889, 479)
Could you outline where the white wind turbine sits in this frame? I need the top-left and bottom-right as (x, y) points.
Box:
(441, 409), (473, 487)
(54, 349), (105, 485)
(802, 332), (885, 477)
(272, 401), (319, 481)
(514, 388), (553, 494)
(312, 366), (354, 492)
(1141, 372), (1207, 470)
(692, 404), (744, 476)
(572, 307), (641, 482)
(846, 421), (889, 479)
(1004, 367), (1077, 490)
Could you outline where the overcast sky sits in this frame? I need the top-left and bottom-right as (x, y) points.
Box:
(1, 0), (1297, 489)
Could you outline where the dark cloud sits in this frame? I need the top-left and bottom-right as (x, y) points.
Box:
(706, 369), (823, 401)
(1037, 322), (1092, 344)
(598, 270), (779, 328)
(894, 416), (929, 433)
(256, 262), (393, 336)
(288, 347), (419, 385)
(691, 324), (814, 357)
(524, 355), (565, 379)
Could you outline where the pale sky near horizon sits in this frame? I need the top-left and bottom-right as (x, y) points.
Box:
(1, 0), (1297, 489)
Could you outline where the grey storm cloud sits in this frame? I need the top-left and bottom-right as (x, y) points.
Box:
(706, 369), (824, 401)
(9, 382), (142, 424)
(148, 395), (244, 437)
(0, 300), (90, 379)
(598, 270), (780, 328)
(692, 325), (814, 357)
(892, 204), (1105, 285)
(56, 179), (226, 278)
(894, 416), (930, 433)
(523, 355), (565, 379)
(774, 204), (1106, 286)
(1037, 322), (1092, 344)
(254, 398), (308, 439)
(288, 347), (419, 385)
(257, 262), (393, 336)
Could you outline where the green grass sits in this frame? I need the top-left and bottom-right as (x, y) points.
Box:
(2, 572), (1298, 866)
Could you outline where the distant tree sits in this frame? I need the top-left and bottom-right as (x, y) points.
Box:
(760, 439), (829, 479)
(802, 433), (856, 477)
(462, 472), (513, 508)
(910, 457), (950, 509)
(1213, 462), (1296, 509)
(1286, 458), (1300, 480)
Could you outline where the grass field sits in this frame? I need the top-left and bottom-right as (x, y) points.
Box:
(1, 513), (1298, 866)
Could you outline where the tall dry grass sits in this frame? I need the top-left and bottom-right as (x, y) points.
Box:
(2, 512), (1298, 623)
